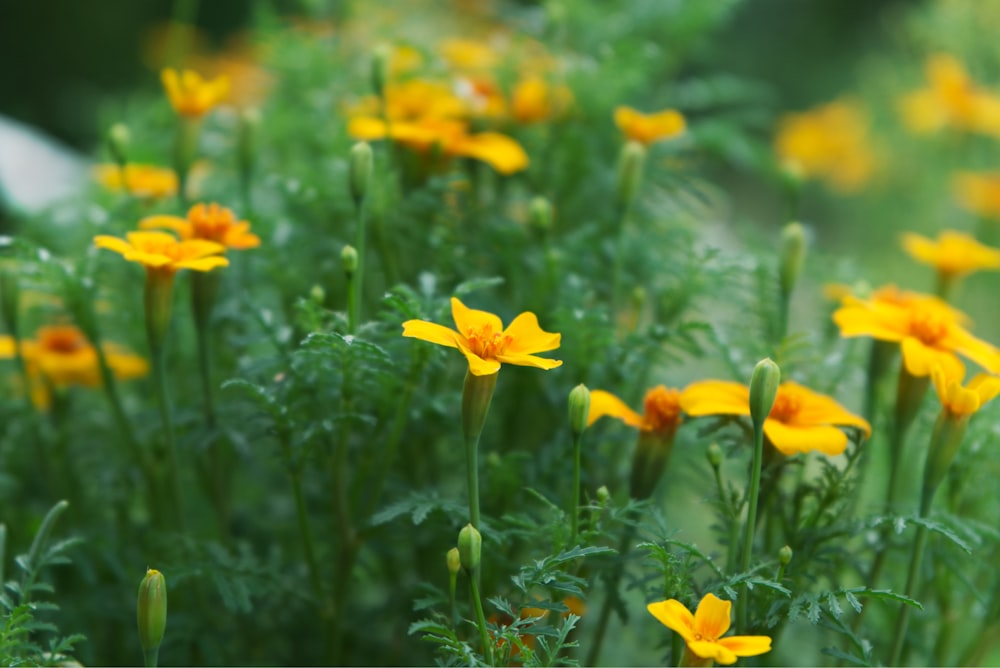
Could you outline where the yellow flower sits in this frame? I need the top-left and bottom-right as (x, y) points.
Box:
(774, 98), (875, 193)
(588, 386), (689, 436)
(161, 68), (229, 118)
(898, 53), (1000, 137)
(376, 79), (467, 121)
(94, 231), (229, 275)
(902, 230), (1000, 279)
(511, 76), (573, 124)
(93, 164), (178, 200)
(439, 38), (499, 72)
(647, 593), (772, 666)
(614, 106), (686, 146)
(953, 171), (1000, 221)
(833, 295), (1000, 379)
(931, 362), (1000, 418)
(454, 75), (508, 120)
(402, 297), (561, 376)
(139, 203), (260, 250)
(682, 380), (871, 456)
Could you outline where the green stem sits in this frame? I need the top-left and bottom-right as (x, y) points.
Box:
(143, 647), (160, 668)
(350, 200), (367, 333)
(888, 495), (932, 666)
(462, 372), (498, 530)
(293, 469), (323, 595)
(738, 416), (767, 632)
(151, 342), (185, 532)
(570, 429), (583, 545)
(586, 523), (636, 666)
(713, 465), (740, 576)
(469, 570), (494, 666)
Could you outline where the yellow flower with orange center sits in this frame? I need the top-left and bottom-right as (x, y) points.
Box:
(587, 385), (691, 436)
(833, 295), (1000, 379)
(139, 203), (260, 250)
(647, 593), (772, 665)
(511, 76), (573, 124)
(93, 164), (178, 200)
(682, 380), (870, 456)
(94, 231), (229, 276)
(902, 230), (1000, 279)
(161, 68), (229, 118)
(614, 106), (686, 146)
(898, 53), (1000, 137)
(402, 297), (561, 376)
(953, 171), (1000, 221)
(774, 98), (875, 193)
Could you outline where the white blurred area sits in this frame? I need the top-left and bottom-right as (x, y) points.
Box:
(0, 114), (88, 215)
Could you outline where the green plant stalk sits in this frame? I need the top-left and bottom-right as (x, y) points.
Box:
(172, 118), (201, 207)
(586, 522), (636, 666)
(569, 429), (583, 545)
(469, 570), (494, 666)
(462, 372), (498, 530)
(20, 500), (69, 605)
(711, 463), (740, 575)
(278, 430), (323, 601)
(887, 493), (932, 666)
(737, 416), (767, 632)
(349, 199), (367, 333)
(143, 647), (160, 668)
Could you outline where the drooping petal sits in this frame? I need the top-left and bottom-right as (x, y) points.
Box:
(502, 311), (560, 354)
(901, 337), (965, 379)
(457, 132), (529, 175)
(451, 297), (503, 338)
(716, 635), (773, 658)
(681, 381), (750, 417)
(348, 116), (391, 141)
(945, 327), (1000, 374)
(139, 215), (193, 238)
(402, 320), (462, 349)
(587, 390), (645, 428)
(173, 256), (230, 272)
(968, 373), (1000, 408)
(94, 235), (137, 257)
(688, 641), (737, 665)
(494, 352), (562, 370)
(832, 303), (908, 342)
(693, 593), (732, 641)
(0, 335), (16, 357)
(783, 381), (871, 437)
(646, 600), (696, 644)
(456, 337), (501, 376)
(764, 420), (848, 456)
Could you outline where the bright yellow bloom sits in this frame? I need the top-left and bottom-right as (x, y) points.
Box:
(402, 297), (561, 376)
(902, 230), (1000, 278)
(683, 380), (871, 456)
(774, 98), (875, 193)
(614, 106), (686, 146)
(93, 164), (178, 199)
(833, 296), (1000, 379)
(439, 38), (499, 72)
(588, 386), (692, 436)
(953, 171), (1000, 221)
(139, 203), (260, 250)
(374, 79), (467, 121)
(931, 362), (1000, 418)
(511, 76), (573, 124)
(647, 593), (772, 666)
(899, 53), (1000, 137)
(94, 231), (229, 275)
(161, 68), (229, 118)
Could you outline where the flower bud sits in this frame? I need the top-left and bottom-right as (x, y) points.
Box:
(458, 523), (482, 572)
(371, 45), (391, 98)
(706, 442), (723, 469)
(749, 358), (780, 427)
(107, 123), (131, 167)
(922, 412), (969, 504)
(568, 384), (591, 436)
(349, 142), (374, 207)
(341, 245), (358, 275)
(447, 547), (462, 576)
(529, 196), (553, 232)
(596, 485), (611, 504)
(137, 568), (167, 659)
(779, 222), (807, 298)
(615, 140), (646, 211)
(778, 545), (793, 566)
(309, 284), (325, 304)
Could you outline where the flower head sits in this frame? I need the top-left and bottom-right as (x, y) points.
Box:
(647, 593), (772, 665)
(511, 76), (573, 124)
(953, 171), (1000, 221)
(161, 68), (229, 117)
(94, 231), (229, 275)
(93, 164), (178, 200)
(139, 203), (260, 250)
(898, 53), (1000, 137)
(614, 106), (686, 146)
(588, 386), (685, 436)
(402, 297), (561, 376)
(932, 362), (1000, 418)
(683, 380), (870, 456)
(902, 230), (1000, 279)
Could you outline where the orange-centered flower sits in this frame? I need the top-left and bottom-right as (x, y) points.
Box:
(161, 68), (229, 118)
(833, 296), (1000, 378)
(402, 297), (561, 376)
(588, 385), (695, 436)
(94, 231), (229, 275)
(682, 380), (871, 456)
(614, 106), (686, 145)
(931, 362), (1000, 418)
(902, 230), (1000, 278)
(647, 593), (772, 666)
(953, 171), (1000, 221)
(93, 164), (178, 200)
(139, 203), (260, 250)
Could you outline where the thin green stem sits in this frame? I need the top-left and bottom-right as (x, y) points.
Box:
(143, 647), (160, 668)
(888, 512), (929, 665)
(713, 465), (740, 575)
(586, 522), (636, 666)
(350, 201), (367, 332)
(570, 429), (583, 545)
(151, 343), (185, 532)
(466, 427), (482, 530)
(737, 417), (767, 632)
(469, 570), (494, 666)
(462, 372), (497, 530)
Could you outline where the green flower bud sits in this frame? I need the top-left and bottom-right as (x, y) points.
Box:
(457, 523), (482, 572)
(778, 545), (793, 566)
(595, 485), (611, 504)
(568, 384), (590, 436)
(349, 142), (374, 207)
(615, 140), (646, 211)
(371, 45), (391, 98)
(529, 196), (553, 232)
(923, 412), (969, 504)
(779, 222), (807, 299)
(137, 568), (167, 663)
(309, 284), (326, 304)
(706, 442), (723, 469)
(108, 123), (131, 167)
(447, 547), (462, 576)
(341, 245), (358, 275)
(749, 358), (780, 427)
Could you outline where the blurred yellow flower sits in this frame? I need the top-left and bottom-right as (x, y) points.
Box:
(511, 76), (573, 124)
(682, 380), (870, 456)
(140, 203), (260, 251)
(402, 297), (561, 376)
(587, 386), (688, 436)
(774, 98), (874, 193)
(94, 231), (229, 275)
(161, 68), (229, 117)
(899, 53), (1000, 137)
(902, 230), (1000, 279)
(93, 164), (178, 200)
(932, 362), (1000, 418)
(614, 106), (686, 146)
(439, 38), (499, 72)
(953, 171), (1000, 221)
(454, 75), (508, 119)
(647, 593), (772, 666)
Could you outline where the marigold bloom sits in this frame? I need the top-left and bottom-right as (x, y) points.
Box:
(161, 68), (229, 117)
(139, 203), (260, 250)
(454, 75), (508, 119)
(439, 38), (499, 72)
(588, 386), (685, 435)
(94, 231), (229, 275)
(511, 76), (573, 124)
(902, 230), (1000, 278)
(774, 98), (875, 193)
(93, 164), (178, 200)
(402, 297), (561, 376)
(899, 53), (1000, 137)
(953, 171), (1000, 221)
(614, 106), (686, 145)
(683, 380), (870, 456)
(647, 593), (772, 665)
(833, 296), (1000, 379)
(931, 363), (1000, 418)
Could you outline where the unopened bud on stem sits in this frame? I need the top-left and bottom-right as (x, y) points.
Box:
(137, 568), (167, 667)
(458, 523), (482, 573)
(749, 358), (780, 427)
(349, 142), (373, 207)
(568, 384), (591, 436)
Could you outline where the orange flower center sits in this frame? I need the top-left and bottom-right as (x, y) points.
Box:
(466, 324), (512, 360)
(908, 310), (950, 345)
(643, 386), (682, 433)
(38, 327), (88, 355)
(189, 203), (237, 242)
(769, 390), (802, 424)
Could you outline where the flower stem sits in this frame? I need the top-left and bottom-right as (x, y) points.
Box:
(888, 494), (933, 666)
(462, 372), (498, 529)
(586, 521), (636, 666)
(143, 647), (160, 668)
(349, 197), (367, 333)
(469, 570), (494, 666)
(570, 428), (583, 545)
(738, 413), (767, 631)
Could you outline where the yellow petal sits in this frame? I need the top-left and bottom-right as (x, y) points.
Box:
(348, 116), (390, 141)
(688, 641), (737, 666)
(458, 132), (529, 175)
(681, 381), (750, 417)
(969, 373), (1000, 407)
(502, 312), (560, 354)
(901, 337), (964, 379)
(763, 421), (849, 456)
(783, 381), (871, 437)
(451, 297), (503, 338)
(833, 304), (907, 342)
(716, 635), (773, 658)
(456, 339), (501, 376)
(174, 256), (229, 272)
(139, 215), (193, 237)
(693, 593), (732, 640)
(494, 352), (562, 370)
(93, 235), (135, 257)
(587, 389), (645, 428)
(646, 600), (696, 644)
(402, 320), (462, 349)
(0, 335), (15, 357)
